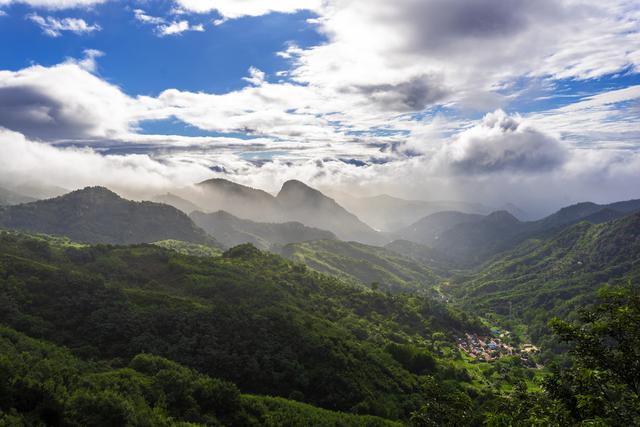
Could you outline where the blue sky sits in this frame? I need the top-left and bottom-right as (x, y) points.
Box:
(0, 0), (638, 212)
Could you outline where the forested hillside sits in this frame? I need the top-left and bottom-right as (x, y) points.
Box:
(278, 239), (440, 294)
(450, 212), (640, 347)
(0, 187), (213, 246)
(0, 230), (496, 424)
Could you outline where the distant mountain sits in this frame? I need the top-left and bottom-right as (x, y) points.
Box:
(152, 193), (202, 214)
(193, 178), (282, 221)
(334, 193), (491, 232)
(11, 183), (68, 199)
(0, 187), (36, 206)
(0, 187), (213, 245)
(276, 180), (385, 245)
(277, 239), (440, 294)
(185, 178), (386, 245)
(452, 211), (640, 343)
(393, 211), (485, 247)
(432, 210), (524, 264)
(499, 203), (530, 221)
(385, 239), (465, 274)
(191, 210), (336, 250)
(398, 199), (640, 266)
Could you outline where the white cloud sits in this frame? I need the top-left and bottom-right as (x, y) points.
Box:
(133, 9), (204, 36)
(0, 127), (213, 196)
(133, 9), (165, 25)
(0, 0), (106, 9)
(242, 67), (266, 86)
(27, 13), (101, 37)
(158, 20), (204, 36)
(173, 0), (321, 18)
(0, 59), (138, 140)
(435, 110), (569, 175)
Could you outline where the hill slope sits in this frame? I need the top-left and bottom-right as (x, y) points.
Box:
(0, 187), (213, 245)
(399, 199), (640, 265)
(277, 239), (440, 293)
(152, 192), (203, 214)
(0, 230), (485, 422)
(276, 180), (385, 245)
(193, 178), (282, 221)
(191, 210), (336, 250)
(0, 186), (36, 205)
(451, 212), (640, 343)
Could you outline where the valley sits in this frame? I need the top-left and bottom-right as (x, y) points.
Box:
(0, 178), (638, 426)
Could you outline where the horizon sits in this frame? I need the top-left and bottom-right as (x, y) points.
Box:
(0, 0), (639, 217)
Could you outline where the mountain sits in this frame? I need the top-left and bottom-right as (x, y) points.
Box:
(398, 199), (640, 266)
(451, 211), (640, 344)
(334, 193), (491, 232)
(432, 210), (524, 264)
(0, 186), (36, 205)
(277, 239), (440, 293)
(188, 178), (385, 244)
(193, 178), (282, 221)
(385, 239), (464, 274)
(0, 230), (486, 423)
(152, 192), (202, 214)
(393, 211), (485, 247)
(531, 199), (640, 232)
(0, 186), (213, 245)
(190, 210), (336, 250)
(276, 180), (385, 245)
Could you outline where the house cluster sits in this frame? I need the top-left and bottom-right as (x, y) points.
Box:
(457, 333), (540, 365)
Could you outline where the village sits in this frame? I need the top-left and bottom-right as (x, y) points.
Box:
(457, 332), (540, 367)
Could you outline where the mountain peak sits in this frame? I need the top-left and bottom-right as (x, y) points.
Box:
(279, 179), (317, 194)
(277, 180), (327, 203)
(485, 210), (520, 224)
(64, 186), (122, 201)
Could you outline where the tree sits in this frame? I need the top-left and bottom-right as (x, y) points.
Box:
(486, 284), (640, 426)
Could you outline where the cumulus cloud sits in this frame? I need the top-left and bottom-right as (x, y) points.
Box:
(27, 13), (101, 37)
(0, 58), (137, 140)
(436, 110), (568, 175)
(287, 0), (640, 114)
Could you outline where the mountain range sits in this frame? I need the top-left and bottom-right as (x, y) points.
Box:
(393, 199), (640, 265)
(332, 193), (493, 232)
(176, 178), (385, 245)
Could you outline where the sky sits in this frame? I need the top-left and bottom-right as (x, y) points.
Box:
(0, 0), (639, 215)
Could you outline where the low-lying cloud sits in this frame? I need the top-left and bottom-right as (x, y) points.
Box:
(437, 110), (569, 175)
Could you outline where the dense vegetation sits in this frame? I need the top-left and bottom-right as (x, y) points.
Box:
(0, 230), (492, 424)
(1, 182), (639, 425)
(0, 325), (400, 426)
(486, 285), (640, 426)
(0, 187), (213, 245)
(278, 239), (440, 294)
(450, 212), (640, 354)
